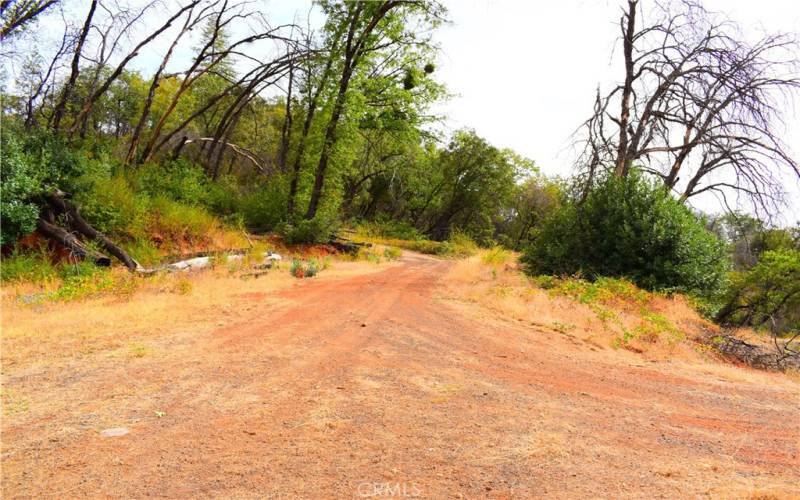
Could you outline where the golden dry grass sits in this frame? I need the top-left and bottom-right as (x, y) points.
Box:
(0, 256), (393, 375)
(442, 251), (772, 366)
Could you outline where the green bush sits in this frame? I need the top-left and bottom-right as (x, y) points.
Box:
(147, 196), (218, 245)
(52, 262), (115, 301)
(205, 174), (242, 217)
(383, 246), (402, 261)
(716, 249), (800, 334)
(0, 129), (86, 245)
(240, 181), (287, 231)
(289, 258), (322, 278)
(522, 172), (728, 296)
(447, 231), (479, 256)
(0, 133), (40, 245)
(282, 215), (338, 244)
(76, 174), (147, 237)
(125, 238), (161, 267)
(356, 219), (424, 240)
(535, 275), (649, 305)
(132, 159), (209, 204)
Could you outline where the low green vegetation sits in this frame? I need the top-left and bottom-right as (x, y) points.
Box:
(383, 247), (403, 261)
(716, 249), (800, 336)
(532, 275), (650, 306)
(289, 257), (330, 278)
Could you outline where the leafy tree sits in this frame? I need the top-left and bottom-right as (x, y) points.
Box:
(0, 128), (85, 244)
(0, 132), (40, 244)
(303, 0), (445, 220)
(716, 249), (800, 335)
(523, 171), (728, 295)
(495, 173), (563, 250)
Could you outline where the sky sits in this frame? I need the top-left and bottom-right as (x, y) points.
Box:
(429, 0), (800, 221)
(11, 0), (800, 221)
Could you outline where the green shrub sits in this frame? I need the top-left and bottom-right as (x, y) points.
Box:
(357, 247), (382, 263)
(289, 258), (322, 278)
(282, 216), (338, 244)
(716, 249), (800, 335)
(523, 172), (728, 295)
(126, 238), (161, 267)
(481, 246), (510, 266)
(356, 219), (424, 240)
(0, 129), (86, 245)
(534, 276), (648, 305)
(240, 181), (287, 231)
(76, 174), (147, 237)
(132, 159), (208, 204)
(0, 133), (40, 245)
(147, 196), (218, 245)
(447, 231), (479, 256)
(205, 174), (242, 217)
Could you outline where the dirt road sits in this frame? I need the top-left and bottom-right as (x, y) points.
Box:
(2, 253), (799, 498)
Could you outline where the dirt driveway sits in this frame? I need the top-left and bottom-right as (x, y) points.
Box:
(2, 253), (798, 498)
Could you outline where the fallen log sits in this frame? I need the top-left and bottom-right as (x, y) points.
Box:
(158, 252), (281, 273)
(35, 217), (112, 267)
(159, 248), (249, 265)
(44, 192), (143, 271)
(329, 235), (370, 255)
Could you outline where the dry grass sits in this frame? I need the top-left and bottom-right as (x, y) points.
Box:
(0, 256), (392, 374)
(444, 251), (731, 363)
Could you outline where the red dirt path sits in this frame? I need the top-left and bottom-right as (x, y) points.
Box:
(2, 253), (799, 498)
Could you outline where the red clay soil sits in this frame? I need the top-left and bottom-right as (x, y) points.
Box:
(2, 253), (799, 498)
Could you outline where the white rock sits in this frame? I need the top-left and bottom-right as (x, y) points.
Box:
(100, 427), (129, 438)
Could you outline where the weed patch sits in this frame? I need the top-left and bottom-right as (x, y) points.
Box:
(290, 258), (323, 278)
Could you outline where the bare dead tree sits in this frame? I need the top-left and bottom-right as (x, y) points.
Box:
(74, 0), (152, 137)
(20, 23), (69, 127)
(136, 2), (297, 164)
(124, 1), (217, 165)
(68, 0), (201, 137)
(50, 0), (97, 130)
(576, 0), (800, 216)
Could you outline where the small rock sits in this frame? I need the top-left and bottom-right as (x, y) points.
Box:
(100, 427), (129, 438)
(361, 323), (367, 327)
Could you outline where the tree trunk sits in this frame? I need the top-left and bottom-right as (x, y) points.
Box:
(278, 62), (294, 173)
(613, 0), (637, 178)
(304, 62), (355, 220)
(36, 217), (112, 267)
(286, 31), (343, 218)
(44, 192), (142, 270)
